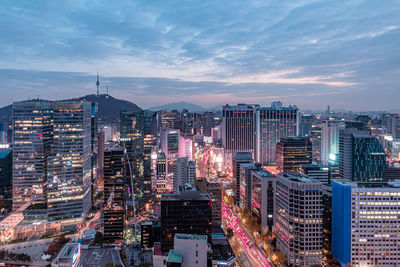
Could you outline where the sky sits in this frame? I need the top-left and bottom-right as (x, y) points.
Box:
(0, 0), (400, 110)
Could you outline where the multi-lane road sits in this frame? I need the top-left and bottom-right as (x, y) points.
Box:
(222, 202), (273, 267)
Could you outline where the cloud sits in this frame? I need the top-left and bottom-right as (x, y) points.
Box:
(0, 0), (399, 110)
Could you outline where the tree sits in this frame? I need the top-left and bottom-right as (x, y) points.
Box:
(272, 251), (286, 265)
(105, 263), (114, 267)
(226, 228), (234, 239)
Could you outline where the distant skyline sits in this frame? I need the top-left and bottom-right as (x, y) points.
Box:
(1, 1), (400, 110)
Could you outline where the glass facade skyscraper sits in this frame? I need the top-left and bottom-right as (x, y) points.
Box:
(256, 102), (298, 165)
(12, 101), (53, 210)
(47, 101), (92, 221)
(339, 129), (386, 182)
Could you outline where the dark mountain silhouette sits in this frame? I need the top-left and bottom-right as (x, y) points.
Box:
(0, 94), (142, 122)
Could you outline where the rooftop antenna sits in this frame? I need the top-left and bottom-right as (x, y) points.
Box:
(96, 72), (100, 95)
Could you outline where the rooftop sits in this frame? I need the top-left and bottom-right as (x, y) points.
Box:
(279, 172), (321, 184)
(60, 243), (80, 258)
(253, 170), (275, 178)
(334, 179), (400, 188)
(175, 233), (208, 242)
(167, 250), (183, 263)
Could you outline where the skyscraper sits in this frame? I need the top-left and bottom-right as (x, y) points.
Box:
(239, 163), (261, 210)
(172, 157), (196, 194)
(155, 152), (167, 197)
(300, 164), (330, 185)
(256, 102), (298, 165)
(12, 101), (53, 210)
(275, 172), (323, 266)
(276, 136), (312, 173)
(232, 152), (253, 205)
(0, 148), (12, 213)
(339, 129), (386, 182)
(222, 104), (258, 166)
(381, 113), (400, 139)
(321, 120), (343, 167)
(299, 113), (314, 136)
(251, 170), (276, 232)
(103, 147), (125, 242)
(47, 101), (92, 221)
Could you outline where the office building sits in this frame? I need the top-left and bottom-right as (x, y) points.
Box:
(310, 125), (322, 164)
(382, 113), (399, 139)
(0, 148), (12, 213)
(385, 164), (400, 180)
(156, 152), (167, 197)
(195, 177), (222, 225)
(339, 129), (386, 182)
(141, 221), (154, 250)
(321, 120), (342, 166)
(322, 185), (332, 258)
(300, 164), (330, 185)
(103, 147), (125, 241)
(332, 180), (400, 266)
(47, 101), (92, 221)
(120, 111), (145, 207)
(12, 101), (53, 210)
(256, 102), (298, 165)
(299, 114), (314, 136)
(239, 163), (261, 209)
(232, 152), (253, 205)
(251, 170), (276, 232)
(222, 104), (258, 166)
(90, 101), (98, 207)
(161, 183), (211, 252)
(275, 173), (323, 266)
(276, 136), (312, 173)
(172, 157), (196, 193)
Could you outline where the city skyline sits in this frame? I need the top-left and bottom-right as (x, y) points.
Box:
(1, 1), (400, 110)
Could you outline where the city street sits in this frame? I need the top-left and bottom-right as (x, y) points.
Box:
(222, 202), (272, 267)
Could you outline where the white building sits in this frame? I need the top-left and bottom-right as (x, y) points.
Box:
(173, 233), (208, 267)
(332, 179), (400, 266)
(173, 157), (196, 193)
(275, 173), (323, 267)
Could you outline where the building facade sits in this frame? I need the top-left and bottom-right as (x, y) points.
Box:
(275, 173), (323, 266)
(332, 180), (400, 266)
(232, 152), (253, 205)
(160, 184), (211, 252)
(276, 136), (312, 173)
(172, 157), (196, 194)
(103, 147), (125, 241)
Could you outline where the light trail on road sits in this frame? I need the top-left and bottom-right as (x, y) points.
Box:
(222, 202), (272, 267)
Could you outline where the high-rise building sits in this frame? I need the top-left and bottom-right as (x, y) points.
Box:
(239, 163), (261, 210)
(89, 101), (98, 208)
(382, 113), (399, 139)
(0, 148), (12, 213)
(276, 136), (312, 173)
(103, 147), (125, 242)
(322, 185), (332, 258)
(195, 177), (222, 225)
(251, 170), (276, 232)
(97, 131), (105, 190)
(339, 129), (386, 182)
(310, 125), (322, 164)
(300, 164), (330, 185)
(155, 152), (167, 197)
(321, 120), (343, 166)
(12, 101), (53, 210)
(256, 102), (298, 165)
(172, 157), (196, 193)
(275, 173), (323, 266)
(47, 101), (92, 221)
(222, 104), (258, 166)
(120, 110), (144, 190)
(160, 183), (211, 252)
(299, 114), (314, 137)
(332, 180), (400, 266)
(232, 152), (253, 205)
